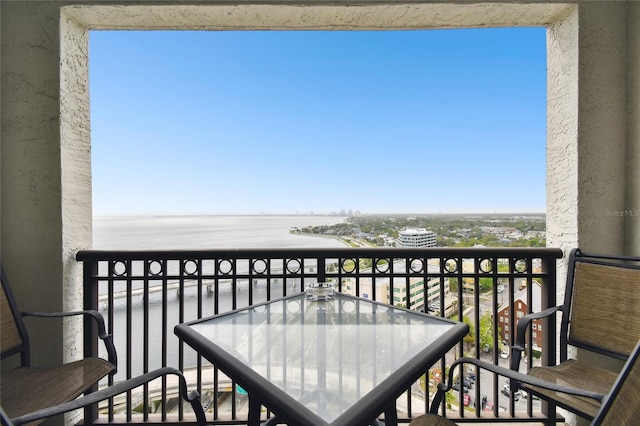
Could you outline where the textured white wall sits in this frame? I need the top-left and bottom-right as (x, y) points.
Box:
(63, 3), (573, 30)
(1, 1), (66, 368)
(60, 10), (93, 362)
(627, 3), (640, 255)
(546, 7), (579, 258)
(576, 3), (628, 254)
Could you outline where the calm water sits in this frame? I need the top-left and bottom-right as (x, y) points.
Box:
(93, 215), (348, 378)
(93, 215), (348, 249)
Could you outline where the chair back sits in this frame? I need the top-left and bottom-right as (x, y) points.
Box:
(561, 249), (640, 361)
(1, 265), (31, 365)
(592, 338), (640, 425)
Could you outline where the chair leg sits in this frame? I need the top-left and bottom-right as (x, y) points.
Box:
(262, 417), (281, 426)
(247, 396), (262, 426)
(185, 390), (206, 426)
(173, 368), (206, 425)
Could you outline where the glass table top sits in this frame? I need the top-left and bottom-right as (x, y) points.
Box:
(189, 293), (457, 424)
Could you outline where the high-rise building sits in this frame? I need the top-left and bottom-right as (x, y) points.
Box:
(398, 228), (436, 247)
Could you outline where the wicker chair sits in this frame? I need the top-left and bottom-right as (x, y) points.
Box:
(0, 264), (206, 426)
(426, 248), (640, 423)
(409, 337), (640, 425)
(510, 248), (640, 420)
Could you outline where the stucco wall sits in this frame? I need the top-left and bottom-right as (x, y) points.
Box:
(546, 7), (579, 258)
(1, 1), (67, 368)
(576, 3), (628, 254)
(60, 9), (94, 362)
(627, 3), (640, 255)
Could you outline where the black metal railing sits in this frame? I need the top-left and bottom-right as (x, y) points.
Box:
(76, 247), (563, 424)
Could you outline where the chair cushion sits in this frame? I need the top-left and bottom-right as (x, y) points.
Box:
(1, 357), (115, 422)
(408, 413), (457, 426)
(523, 359), (618, 418)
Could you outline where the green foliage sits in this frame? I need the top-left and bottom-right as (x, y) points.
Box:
(449, 278), (459, 292)
(478, 311), (499, 352)
(451, 314), (475, 349)
(479, 277), (493, 292)
(290, 214), (546, 247)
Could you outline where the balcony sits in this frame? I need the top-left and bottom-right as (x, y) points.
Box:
(76, 246), (562, 425)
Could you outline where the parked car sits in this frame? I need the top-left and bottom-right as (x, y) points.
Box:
(481, 395), (492, 411)
(521, 391), (540, 400)
(501, 384), (521, 401)
(463, 394), (472, 406)
(452, 377), (470, 393)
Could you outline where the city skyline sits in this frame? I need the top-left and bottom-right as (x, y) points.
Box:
(90, 28), (546, 216)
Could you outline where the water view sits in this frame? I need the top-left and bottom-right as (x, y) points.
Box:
(93, 215), (349, 250)
(94, 215), (349, 380)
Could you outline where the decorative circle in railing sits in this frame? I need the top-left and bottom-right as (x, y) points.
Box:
(218, 259), (233, 275)
(514, 259), (528, 273)
(285, 258), (302, 274)
(111, 260), (128, 277)
(480, 258), (493, 273)
(341, 299), (356, 313)
(444, 258), (458, 273)
(253, 304), (268, 314)
(410, 258), (425, 273)
(376, 305), (392, 313)
(375, 259), (390, 273)
(341, 258), (357, 274)
(147, 260), (163, 276)
(252, 259), (268, 275)
(183, 260), (198, 276)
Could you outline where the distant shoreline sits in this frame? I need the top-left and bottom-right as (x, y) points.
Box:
(290, 231), (356, 247)
(93, 213), (544, 219)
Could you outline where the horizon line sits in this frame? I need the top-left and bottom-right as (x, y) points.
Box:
(93, 212), (546, 218)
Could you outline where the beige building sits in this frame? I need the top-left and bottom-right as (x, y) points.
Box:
(342, 275), (439, 311)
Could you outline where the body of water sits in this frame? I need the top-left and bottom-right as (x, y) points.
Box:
(93, 215), (348, 250)
(92, 215), (348, 379)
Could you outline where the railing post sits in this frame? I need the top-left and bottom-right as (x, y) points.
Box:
(75, 247), (563, 424)
(83, 259), (99, 425)
(540, 254), (558, 423)
(317, 256), (326, 282)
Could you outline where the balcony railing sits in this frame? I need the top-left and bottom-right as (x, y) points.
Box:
(76, 247), (562, 424)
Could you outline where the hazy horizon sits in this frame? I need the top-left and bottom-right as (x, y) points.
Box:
(93, 211), (546, 218)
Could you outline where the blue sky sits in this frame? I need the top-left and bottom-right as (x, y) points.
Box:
(90, 28), (546, 216)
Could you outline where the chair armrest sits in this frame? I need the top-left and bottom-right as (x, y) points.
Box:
(22, 310), (117, 369)
(429, 357), (604, 414)
(7, 367), (206, 426)
(511, 305), (563, 370)
(1, 407), (14, 426)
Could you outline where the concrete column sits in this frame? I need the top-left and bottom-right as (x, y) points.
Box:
(1, 1), (67, 368)
(627, 3), (640, 255)
(60, 6), (93, 362)
(546, 6), (579, 257)
(575, 3), (628, 254)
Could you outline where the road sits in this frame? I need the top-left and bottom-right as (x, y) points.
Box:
(441, 279), (543, 414)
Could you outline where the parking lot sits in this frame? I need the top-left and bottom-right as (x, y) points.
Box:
(449, 351), (542, 413)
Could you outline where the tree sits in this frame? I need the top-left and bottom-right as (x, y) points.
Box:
(479, 277), (493, 293)
(452, 314), (475, 352)
(478, 311), (500, 353)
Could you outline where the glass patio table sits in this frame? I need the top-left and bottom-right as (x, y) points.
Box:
(175, 292), (468, 426)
